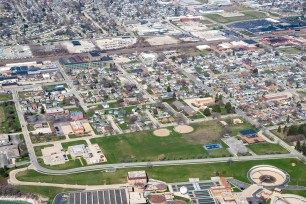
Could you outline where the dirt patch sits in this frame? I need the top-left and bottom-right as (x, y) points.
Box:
(174, 125), (194, 134)
(153, 129), (170, 137)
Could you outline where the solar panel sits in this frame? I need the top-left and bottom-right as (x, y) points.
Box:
(81, 192), (86, 204)
(92, 191), (98, 204)
(115, 189), (122, 204)
(103, 190), (110, 204)
(74, 193), (81, 204)
(120, 189), (127, 204)
(109, 190), (116, 203)
(98, 191), (104, 204)
(69, 193), (75, 204)
(87, 192), (92, 204)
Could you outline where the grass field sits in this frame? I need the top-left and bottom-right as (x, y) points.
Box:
(204, 10), (268, 24)
(90, 121), (231, 163)
(61, 140), (87, 150)
(297, 91), (306, 97)
(17, 159), (306, 186)
(278, 47), (301, 54)
(16, 186), (78, 204)
(38, 158), (83, 170)
(223, 119), (256, 136)
(0, 94), (13, 101)
(247, 143), (289, 155)
(0, 102), (21, 133)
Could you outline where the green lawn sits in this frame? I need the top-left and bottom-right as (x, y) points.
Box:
(226, 120), (256, 136)
(0, 102), (21, 133)
(38, 158), (83, 170)
(61, 140), (87, 150)
(16, 186), (78, 204)
(247, 143), (289, 155)
(17, 159), (306, 186)
(34, 145), (54, 157)
(90, 122), (230, 163)
(278, 47), (301, 54)
(43, 84), (67, 91)
(204, 10), (268, 24)
(281, 190), (306, 198)
(0, 94), (13, 101)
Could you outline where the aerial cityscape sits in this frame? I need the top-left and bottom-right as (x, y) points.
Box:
(0, 0), (305, 203)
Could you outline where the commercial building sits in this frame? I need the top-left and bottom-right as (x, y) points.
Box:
(239, 129), (265, 144)
(263, 92), (293, 102)
(127, 171), (148, 188)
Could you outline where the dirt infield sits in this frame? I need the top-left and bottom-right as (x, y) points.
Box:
(174, 125), (194, 134)
(153, 129), (170, 137)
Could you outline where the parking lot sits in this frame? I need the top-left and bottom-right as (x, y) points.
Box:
(54, 189), (128, 204)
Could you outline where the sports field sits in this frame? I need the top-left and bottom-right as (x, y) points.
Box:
(204, 11), (268, 24)
(90, 121), (231, 163)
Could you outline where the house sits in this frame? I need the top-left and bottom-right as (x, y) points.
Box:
(0, 135), (11, 146)
(102, 102), (109, 108)
(46, 107), (65, 115)
(70, 111), (84, 121)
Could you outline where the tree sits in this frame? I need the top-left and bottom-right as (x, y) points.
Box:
(286, 115), (290, 123)
(172, 92), (176, 99)
(277, 125), (282, 133)
(167, 86), (171, 92)
(40, 106), (45, 114)
(225, 102), (232, 113)
(283, 125), (287, 134)
(295, 140), (301, 152)
(212, 104), (221, 113)
(302, 142), (306, 156)
(203, 108), (211, 116)
(156, 77), (160, 83)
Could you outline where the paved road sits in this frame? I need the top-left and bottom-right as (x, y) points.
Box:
(106, 115), (123, 134)
(57, 62), (89, 112)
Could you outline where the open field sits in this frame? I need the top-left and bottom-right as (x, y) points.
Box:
(247, 143), (289, 155)
(61, 140), (87, 150)
(225, 120), (257, 136)
(38, 158), (84, 170)
(204, 11), (268, 24)
(17, 159), (306, 186)
(0, 93), (13, 101)
(281, 190), (306, 198)
(90, 121), (231, 163)
(278, 47), (302, 54)
(16, 186), (78, 204)
(0, 101), (21, 133)
(297, 91), (306, 97)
